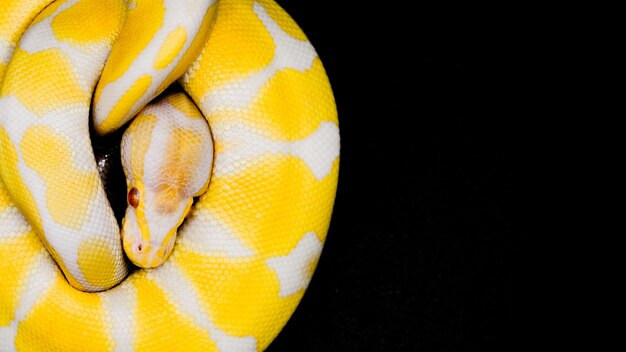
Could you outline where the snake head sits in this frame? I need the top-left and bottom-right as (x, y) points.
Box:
(119, 92), (213, 268)
(121, 182), (193, 268)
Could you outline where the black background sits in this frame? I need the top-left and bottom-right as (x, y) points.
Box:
(266, 1), (531, 351)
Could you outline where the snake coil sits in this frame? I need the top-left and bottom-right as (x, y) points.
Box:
(0, 0), (339, 350)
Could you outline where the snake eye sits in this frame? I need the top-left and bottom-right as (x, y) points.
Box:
(128, 187), (140, 208)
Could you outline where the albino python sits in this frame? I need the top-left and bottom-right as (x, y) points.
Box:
(0, 0), (339, 350)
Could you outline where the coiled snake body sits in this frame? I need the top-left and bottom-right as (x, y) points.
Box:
(0, 0), (339, 350)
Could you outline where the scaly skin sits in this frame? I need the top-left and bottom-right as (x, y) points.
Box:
(121, 90), (214, 269)
(0, 0), (339, 351)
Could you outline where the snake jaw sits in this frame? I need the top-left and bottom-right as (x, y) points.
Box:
(123, 233), (176, 268)
(121, 207), (177, 268)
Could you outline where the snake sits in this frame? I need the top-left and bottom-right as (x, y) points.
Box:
(0, 0), (339, 350)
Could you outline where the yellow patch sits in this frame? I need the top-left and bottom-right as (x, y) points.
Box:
(94, 0), (164, 98)
(165, 92), (204, 119)
(126, 114), (157, 181)
(30, 0), (68, 26)
(0, 127), (43, 234)
(0, 0), (55, 43)
(183, 0), (275, 99)
(260, 0), (308, 41)
(0, 48), (86, 116)
(162, 126), (205, 196)
(15, 276), (113, 352)
(98, 75), (152, 134)
(0, 62), (6, 87)
(51, 0), (126, 45)
(77, 236), (119, 289)
(157, 4), (216, 94)
(253, 59), (336, 140)
(212, 140), (225, 156)
(0, 232), (43, 326)
(0, 182), (9, 214)
(30, 0), (66, 26)
(161, 199), (192, 250)
(174, 249), (302, 349)
(154, 26), (187, 70)
(199, 155), (338, 258)
(153, 183), (184, 214)
(20, 125), (98, 230)
(132, 274), (218, 351)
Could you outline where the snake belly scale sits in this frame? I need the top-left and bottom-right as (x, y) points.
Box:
(0, 0), (339, 351)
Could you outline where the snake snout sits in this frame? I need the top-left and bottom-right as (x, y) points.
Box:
(124, 236), (176, 268)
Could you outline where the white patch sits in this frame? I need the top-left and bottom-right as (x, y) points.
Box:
(0, 96), (41, 137)
(178, 207), (255, 258)
(94, 0), (216, 129)
(0, 252), (58, 352)
(200, 2), (318, 114)
(210, 328), (257, 352)
(292, 122), (340, 179)
(266, 232), (323, 297)
(148, 261), (257, 352)
(0, 206), (31, 239)
(139, 111), (170, 187)
(0, 38), (15, 64)
(214, 121), (339, 180)
(101, 283), (137, 352)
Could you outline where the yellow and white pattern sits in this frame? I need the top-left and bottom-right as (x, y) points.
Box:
(120, 90), (214, 269)
(0, 0), (339, 350)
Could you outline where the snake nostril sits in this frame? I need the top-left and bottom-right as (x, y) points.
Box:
(137, 243), (143, 252)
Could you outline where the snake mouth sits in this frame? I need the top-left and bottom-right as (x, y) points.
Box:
(123, 236), (176, 268)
